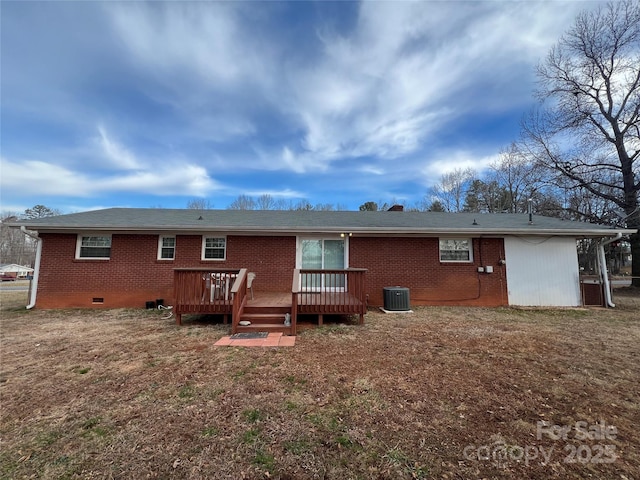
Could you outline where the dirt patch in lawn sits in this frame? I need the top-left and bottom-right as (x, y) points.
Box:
(1, 295), (639, 479)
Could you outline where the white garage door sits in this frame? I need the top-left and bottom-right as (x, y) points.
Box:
(504, 236), (581, 306)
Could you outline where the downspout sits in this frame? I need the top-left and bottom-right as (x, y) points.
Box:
(597, 233), (622, 308)
(21, 226), (41, 309)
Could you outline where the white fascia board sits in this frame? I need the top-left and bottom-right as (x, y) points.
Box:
(14, 223), (636, 237)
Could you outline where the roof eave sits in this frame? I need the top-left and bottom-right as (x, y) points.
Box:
(14, 224), (635, 237)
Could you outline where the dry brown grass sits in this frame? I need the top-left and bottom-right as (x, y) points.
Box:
(0, 281), (29, 310)
(1, 290), (639, 479)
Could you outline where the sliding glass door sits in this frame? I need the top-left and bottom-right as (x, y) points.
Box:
(299, 238), (346, 290)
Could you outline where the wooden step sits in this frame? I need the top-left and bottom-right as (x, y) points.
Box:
(243, 306), (291, 315)
(235, 323), (293, 335)
(240, 313), (289, 325)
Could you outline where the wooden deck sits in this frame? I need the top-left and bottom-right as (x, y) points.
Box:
(173, 268), (367, 335)
(245, 291), (365, 312)
(246, 292), (291, 308)
(292, 269), (367, 331)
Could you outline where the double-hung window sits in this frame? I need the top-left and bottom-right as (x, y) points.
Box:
(202, 236), (226, 260)
(158, 236), (176, 260)
(76, 235), (112, 259)
(439, 238), (472, 262)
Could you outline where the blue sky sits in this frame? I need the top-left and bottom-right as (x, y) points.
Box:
(1, 0), (605, 214)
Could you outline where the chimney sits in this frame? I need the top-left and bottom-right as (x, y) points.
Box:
(387, 204), (404, 212)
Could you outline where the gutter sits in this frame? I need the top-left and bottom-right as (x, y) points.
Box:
(14, 224), (636, 237)
(20, 226), (41, 309)
(597, 233), (622, 308)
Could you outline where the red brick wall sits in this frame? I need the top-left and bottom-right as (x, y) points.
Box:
(36, 234), (295, 309)
(350, 237), (507, 307)
(36, 233), (507, 309)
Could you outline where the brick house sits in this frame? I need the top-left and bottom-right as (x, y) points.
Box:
(15, 208), (632, 334)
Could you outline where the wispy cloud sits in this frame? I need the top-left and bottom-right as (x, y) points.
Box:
(97, 126), (141, 170)
(243, 188), (305, 199)
(1, 155), (218, 199)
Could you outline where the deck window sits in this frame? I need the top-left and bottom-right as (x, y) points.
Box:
(439, 238), (472, 262)
(158, 236), (176, 260)
(202, 236), (226, 260)
(76, 235), (111, 259)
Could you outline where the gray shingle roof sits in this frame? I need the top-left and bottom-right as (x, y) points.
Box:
(14, 208), (631, 237)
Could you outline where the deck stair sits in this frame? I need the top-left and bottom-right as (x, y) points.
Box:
(236, 304), (293, 335)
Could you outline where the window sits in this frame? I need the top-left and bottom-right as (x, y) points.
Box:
(439, 238), (472, 262)
(158, 236), (176, 260)
(76, 235), (111, 259)
(202, 236), (226, 260)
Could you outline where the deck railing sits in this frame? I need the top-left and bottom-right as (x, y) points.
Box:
(292, 268), (367, 334)
(231, 269), (248, 334)
(173, 268), (240, 325)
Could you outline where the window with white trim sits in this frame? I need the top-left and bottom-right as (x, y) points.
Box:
(202, 236), (226, 260)
(439, 238), (472, 262)
(76, 235), (111, 259)
(158, 236), (176, 260)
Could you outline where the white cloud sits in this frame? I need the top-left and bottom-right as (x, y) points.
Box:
(108, 3), (239, 85)
(279, 5), (482, 168)
(99, 163), (217, 197)
(1, 158), (95, 196)
(244, 188), (304, 199)
(97, 126), (141, 170)
(421, 151), (501, 181)
(358, 165), (385, 176)
(0, 156), (218, 199)
(98, 0), (591, 180)
(277, 1), (589, 174)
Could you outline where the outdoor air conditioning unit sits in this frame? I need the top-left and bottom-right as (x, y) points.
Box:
(383, 286), (410, 311)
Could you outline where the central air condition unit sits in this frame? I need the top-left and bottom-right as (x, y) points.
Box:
(383, 286), (410, 311)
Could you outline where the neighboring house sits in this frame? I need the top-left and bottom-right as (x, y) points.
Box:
(0, 264), (34, 279)
(14, 207), (633, 332)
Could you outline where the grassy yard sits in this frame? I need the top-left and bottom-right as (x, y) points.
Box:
(1, 290), (639, 479)
(0, 281), (30, 311)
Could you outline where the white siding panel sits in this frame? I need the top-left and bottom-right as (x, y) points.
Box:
(504, 236), (581, 306)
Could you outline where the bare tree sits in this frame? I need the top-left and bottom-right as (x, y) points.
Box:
(429, 167), (476, 212)
(313, 203), (337, 211)
(1, 205), (60, 267)
(273, 198), (295, 210)
(256, 194), (276, 210)
(228, 195), (257, 210)
(522, 0), (640, 285)
(294, 200), (313, 211)
(186, 198), (213, 210)
(489, 143), (545, 213)
(0, 213), (32, 266)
